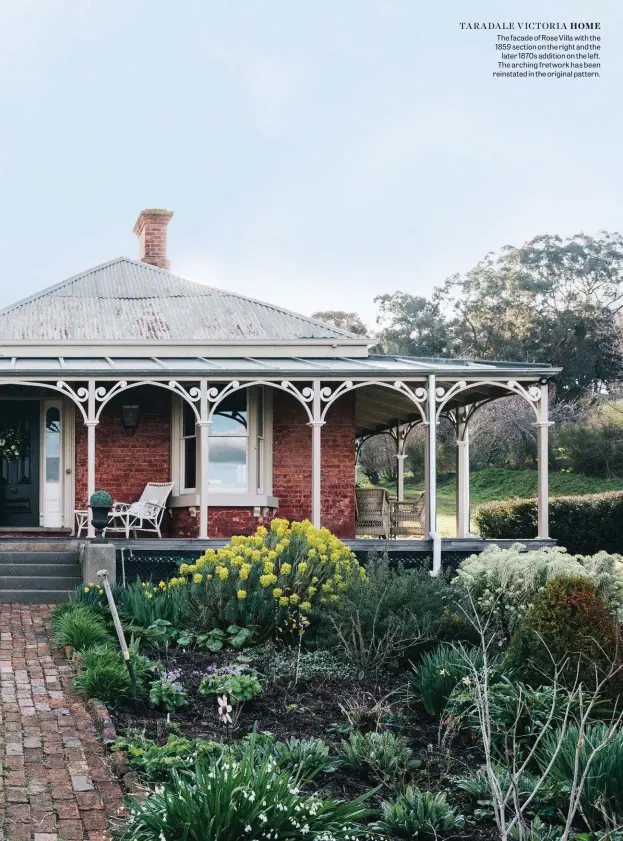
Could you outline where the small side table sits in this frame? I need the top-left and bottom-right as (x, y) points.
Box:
(75, 510), (89, 537)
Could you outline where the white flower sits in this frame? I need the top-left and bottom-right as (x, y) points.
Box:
(217, 694), (232, 724)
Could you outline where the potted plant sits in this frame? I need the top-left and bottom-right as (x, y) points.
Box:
(89, 490), (113, 539)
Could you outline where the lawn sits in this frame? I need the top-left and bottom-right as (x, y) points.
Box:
(369, 467), (623, 536)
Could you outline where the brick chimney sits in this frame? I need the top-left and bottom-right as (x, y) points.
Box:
(133, 208), (174, 269)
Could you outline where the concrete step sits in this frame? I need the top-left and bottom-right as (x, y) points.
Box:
(0, 552), (80, 565)
(0, 590), (74, 604)
(0, 563), (81, 577)
(0, 576), (81, 591)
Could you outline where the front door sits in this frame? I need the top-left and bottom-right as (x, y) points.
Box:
(0, 401), (40, 527)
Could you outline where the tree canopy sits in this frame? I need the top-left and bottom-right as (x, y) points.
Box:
(311, 310), (368, 336)
(372, 231), (623, 397)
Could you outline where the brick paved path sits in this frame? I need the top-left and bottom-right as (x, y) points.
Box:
(0, 605), (124, 841)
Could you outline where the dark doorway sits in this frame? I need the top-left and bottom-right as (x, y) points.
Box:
(0, 401), (40, 527)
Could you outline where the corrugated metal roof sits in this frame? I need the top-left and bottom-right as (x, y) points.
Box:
(0, 354), (558, 378)
(0, 258), (362, 342)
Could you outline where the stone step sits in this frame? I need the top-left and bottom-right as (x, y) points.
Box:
(0, 540), (82, 552)
(0, 563), (81, 577)
(0, 576), (82, 591)
(0, 552), (80, 565)
(0, 589), (74, 604)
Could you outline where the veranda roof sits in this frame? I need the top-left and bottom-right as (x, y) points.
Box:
(0, 353), (559, 437)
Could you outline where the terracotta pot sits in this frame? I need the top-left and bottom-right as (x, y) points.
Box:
(65, 645), (74, 660)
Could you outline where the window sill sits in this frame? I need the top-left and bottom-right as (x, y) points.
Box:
(170, 493), (279, 509)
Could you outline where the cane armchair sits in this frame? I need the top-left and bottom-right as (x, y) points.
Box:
(355, 488), (391, 538)
(390, 494), (426, 538)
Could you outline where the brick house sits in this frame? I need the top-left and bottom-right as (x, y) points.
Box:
(0, 209), (557, 569)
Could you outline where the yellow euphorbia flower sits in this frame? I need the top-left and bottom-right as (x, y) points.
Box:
(289, 594), (299, 605)
(237, 590), (247, 600)
(297, 562), (308, 574)
(300, 601), (312, 611)
(216, 566), (229, 581)
(278, 596), (289, 606)
(280, 563), (292, 575)
(272, 588), (283, 598)
(193, 573), (203, 584)
(259, 574), (277, 587)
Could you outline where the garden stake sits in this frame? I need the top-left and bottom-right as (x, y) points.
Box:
(97, 569), (137, 698)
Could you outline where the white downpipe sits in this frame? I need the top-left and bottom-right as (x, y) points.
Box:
(310, 380), (324, 529)
(537, 383), (551, 539)
(456, 411), (470, 538)
(427, 374), (441, 575)
(198, 379), (210, 539)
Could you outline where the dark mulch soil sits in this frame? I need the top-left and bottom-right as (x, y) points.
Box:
(110, 646), (500, 841)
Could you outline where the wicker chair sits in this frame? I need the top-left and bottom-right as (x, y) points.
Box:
(355, 488), (391, 538)
(390, 494), (426, 538)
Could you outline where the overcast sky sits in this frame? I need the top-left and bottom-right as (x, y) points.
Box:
(0, 0), (620, 328)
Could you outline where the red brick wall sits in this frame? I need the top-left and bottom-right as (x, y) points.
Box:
(74, 385), (356, 539)
(75, 386), (171, 508)
(272, 390), (355, 538)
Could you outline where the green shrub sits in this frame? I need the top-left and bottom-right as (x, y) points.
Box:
(447, 677), (591, 760)
(74, 658), (132, 706)
(199, 665), (262, 704)
(456, 767), (559, 822)
(475, 492), (623, 555)
(265, 737), (342, 776)
(112, 732), (222, 783)
(455, 544), (623, 638)
(371, 786), (465, 839)
(174, 519), (362, 640)
(411, 642), (495, 716)
(506, 576), (622, 692)
(341, 730), (420, 787)
(536, 722), (623, 829)
(52, 605), (112, 652)
(119, 733), (373, 841)
(313, 557), (451, 670)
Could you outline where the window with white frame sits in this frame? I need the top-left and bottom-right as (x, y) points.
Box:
(172, 387), (270, 499)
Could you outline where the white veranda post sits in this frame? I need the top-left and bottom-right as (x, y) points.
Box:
(86, 379), (97, 538)
(456, 407), (470, 538)
(310, 380), (323, 529)
(537, 382), (551, 539)
(425, 375), (441, 574)
(198, 379), (210, 539)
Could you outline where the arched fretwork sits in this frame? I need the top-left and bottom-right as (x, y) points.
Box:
(319, 380), (428, 424)
(93, 380), (201, 423)
(0, 380), (90, 423)
(435, 379), (541, 423)
(206, 380), (314, 424)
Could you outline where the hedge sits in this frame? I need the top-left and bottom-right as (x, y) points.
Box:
(475, 491), (623, 556)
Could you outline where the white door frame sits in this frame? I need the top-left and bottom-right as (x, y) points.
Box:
(39, 397), (75, 529)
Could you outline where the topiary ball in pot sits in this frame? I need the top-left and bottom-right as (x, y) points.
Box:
(89, 490), (113, 536)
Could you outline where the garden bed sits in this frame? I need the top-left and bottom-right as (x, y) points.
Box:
(108, 643), (498, 841)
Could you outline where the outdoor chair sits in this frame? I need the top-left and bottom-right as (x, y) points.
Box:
(103, 482), (174, 538)
(390, 494), (426, 538)
(355, 488), (391, 538)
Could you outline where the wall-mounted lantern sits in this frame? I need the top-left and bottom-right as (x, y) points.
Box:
(120, 404), (141, 435)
